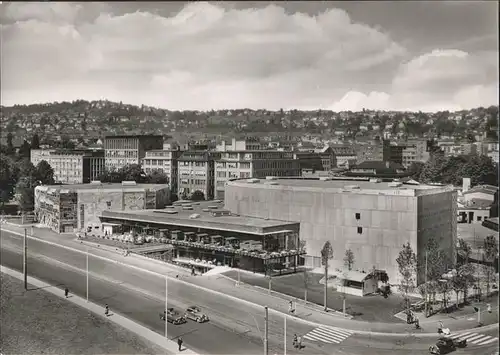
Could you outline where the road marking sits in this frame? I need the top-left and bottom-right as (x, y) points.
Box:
(449, 332), (499, 345)
(303, 326), (353, 344)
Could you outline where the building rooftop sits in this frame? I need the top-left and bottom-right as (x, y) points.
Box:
(227, 177), (452, 196)
(105, 134), (163, 139)
(36, 182), (169, 193)
(100, 200), (298, 236)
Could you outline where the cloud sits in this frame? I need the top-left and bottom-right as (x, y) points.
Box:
(328, 48), (499, 112)
(1, 2), (497, 111)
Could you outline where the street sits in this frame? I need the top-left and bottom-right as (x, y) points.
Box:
(1, 228), (498, 355)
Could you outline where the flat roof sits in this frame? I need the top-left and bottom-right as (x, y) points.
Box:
(227, 178), (451, 196)
(100, 200), (298, 235)
(36, 183), (169, 192)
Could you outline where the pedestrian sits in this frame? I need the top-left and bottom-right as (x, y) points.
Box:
(64, 287), (69, 298)
(105, 304), (109, 317)
(297, 335), (302, 350)
(289, 300), (295, 314)
(487, 303), (492, 313)
(191, 267), (195, 276)
(177, 337), (183, 351)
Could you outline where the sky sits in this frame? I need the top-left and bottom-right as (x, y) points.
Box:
(1, 1), (498, 112)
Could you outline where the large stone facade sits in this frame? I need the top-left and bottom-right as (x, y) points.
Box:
(35, 183), (170, 233)
(224, 179), (457, 285)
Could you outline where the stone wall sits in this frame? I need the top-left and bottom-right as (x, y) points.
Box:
(224, 184), (442, 284)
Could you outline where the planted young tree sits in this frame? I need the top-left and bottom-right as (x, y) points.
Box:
(299, 240), (310, 302)
(425, 237), (452, 304)
(344, 248), (355, 271)
(321, 241), (334, 311)
(456, 238), (474, 304)
(483, 235), (498, 296)
(396, 242), (417, 313)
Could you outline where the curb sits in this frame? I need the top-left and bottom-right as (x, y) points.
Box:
(2, 227), (498, 337)
(0, 265), (199, 355)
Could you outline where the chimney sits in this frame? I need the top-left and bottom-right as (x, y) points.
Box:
(463, 178), (471, 192)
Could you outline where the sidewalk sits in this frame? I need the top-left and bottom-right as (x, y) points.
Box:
(1, 265), (198, 355)
(2, 223), (498, 336)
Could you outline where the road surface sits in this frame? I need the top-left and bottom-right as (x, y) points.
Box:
(1, 229), (498, 355)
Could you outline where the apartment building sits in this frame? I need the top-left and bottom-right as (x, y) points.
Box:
(31, 149), (105, 184)
(141, 143), (183, 193)
(216, 137), (263, 152)
(214, 150), (301, 199)
(104, 135), (163, 171)
(178, 151), (221, 200)
(293, 146), (336, 171)
(401, 140), (431, 168)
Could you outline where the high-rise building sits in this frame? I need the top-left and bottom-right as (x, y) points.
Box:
(177, 151), (221, 200)
(104, 135), (163, 171)
(31, 149), (105, 184)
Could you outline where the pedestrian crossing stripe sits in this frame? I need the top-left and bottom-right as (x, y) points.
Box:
(449, 332), (499, 345)
(303, 326), (353, 344)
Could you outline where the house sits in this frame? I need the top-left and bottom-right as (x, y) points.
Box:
(330, 269), (379, 297)
(463, 185), (498, 203)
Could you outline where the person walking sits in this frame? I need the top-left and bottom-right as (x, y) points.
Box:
(289, 300), (295, 315)
(105, 304), (109, 317)
(64, 287), (69, 298)
(177, 337), (183, 351)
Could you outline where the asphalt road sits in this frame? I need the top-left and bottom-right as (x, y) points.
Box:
(0, 231), (322, 355)
(1, 229), (498, 355)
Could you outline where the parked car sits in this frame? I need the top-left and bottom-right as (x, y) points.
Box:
(185, 306), (209, 323)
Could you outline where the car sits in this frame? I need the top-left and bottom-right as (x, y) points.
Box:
(429, 336), (466, 354)
(185, 306), (209, 323)
(160, 308), (187, 325)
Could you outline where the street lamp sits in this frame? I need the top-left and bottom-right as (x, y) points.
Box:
(23, 228), (28, 290)
(86, 248), (89, 302)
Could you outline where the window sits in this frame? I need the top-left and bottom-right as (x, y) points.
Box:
(357, 227), (362, 234)
(477, 216), (482, 221)
(106, 201), (111, 207)
(355, 213), (361, 220)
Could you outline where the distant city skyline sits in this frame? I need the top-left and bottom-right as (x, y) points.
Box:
(1, 1), (498, 112)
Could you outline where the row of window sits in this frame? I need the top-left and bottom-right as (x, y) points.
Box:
(179, 161), (207, 167)
(105, 150), (138, 158)
(180, 179), (206, 185)
(143, 159), (172, 166)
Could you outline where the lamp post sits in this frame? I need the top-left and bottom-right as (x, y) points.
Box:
(264, 306), (269, 355)
(86, 248), (89, 302)
(23, 228), (28, 290)
(283, 314), (287, 355)
(165, 275), (168, 338)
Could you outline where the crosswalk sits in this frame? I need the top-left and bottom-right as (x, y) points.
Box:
(449, 332), (499, 346)
(303, 326), (353, 344)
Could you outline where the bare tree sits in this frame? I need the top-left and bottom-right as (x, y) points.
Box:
(321, 241), (334, 312)
(344, 249), (355, 271)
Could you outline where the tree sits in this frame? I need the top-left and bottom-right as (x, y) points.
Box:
(299, 240), (310, 302)
(408, 162), (425, 181)
(15, 177), (37, 213)
(119, 164), (147, 182)
(6, 132), (15, 155)
(0, 155), (17, 205)
(321, 241), (334, 311)
(146, 170), (169, 184)
(18, 140), (31, 159)
(36, 160), (55, 185)
(396, 242), (417, 312)
(30, 133), (40, 149)
(343, 248), (355, 271)
(451, 263), (475, 307)
(190, 190), (205, 201)
(483, 235), (498, 296)
(425, 237), (452, 305)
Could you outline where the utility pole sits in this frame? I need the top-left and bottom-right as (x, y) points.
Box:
(424, 250), (428, 317)
(23, 228), (28, 290)
(165, 276), (168, 338)
(284, 314), (286, 355)
(86, 248), (89, 302)
(264, 306), (269, 355)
